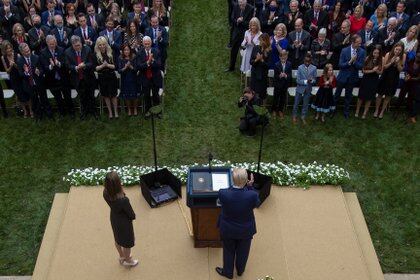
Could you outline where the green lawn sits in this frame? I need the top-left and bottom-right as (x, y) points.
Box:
(0, 0), (419, 275)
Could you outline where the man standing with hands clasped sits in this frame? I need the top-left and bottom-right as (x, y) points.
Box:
(332, 34), (365, 119)
(215, 168), (260, 279)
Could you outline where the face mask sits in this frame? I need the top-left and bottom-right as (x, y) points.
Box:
(270, 6), (277, 12)
(55, 23), (63, 28)
(34, 23), (42, 28)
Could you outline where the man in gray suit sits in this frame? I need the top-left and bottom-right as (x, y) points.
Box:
(293, 53), (317, 124)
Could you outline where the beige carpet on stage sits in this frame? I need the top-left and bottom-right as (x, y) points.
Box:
(38, 186), (383, 280)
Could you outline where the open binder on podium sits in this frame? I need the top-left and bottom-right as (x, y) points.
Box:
(186, 167), (232, 207)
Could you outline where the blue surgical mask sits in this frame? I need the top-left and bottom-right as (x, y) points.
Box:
(269, 6), (277, 12)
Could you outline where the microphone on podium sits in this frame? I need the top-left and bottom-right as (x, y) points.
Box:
(208, 152), (213, 173)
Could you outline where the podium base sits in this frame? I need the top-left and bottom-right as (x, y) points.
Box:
(191, 207), (222, 248)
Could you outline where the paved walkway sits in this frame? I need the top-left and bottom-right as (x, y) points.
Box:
(1, 274), (420, 280)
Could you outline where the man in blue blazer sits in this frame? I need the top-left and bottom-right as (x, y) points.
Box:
(389, 2), (410, 35)
(216, 168), (260, 279)
(293, 53), (317, 124)
(145, 15), (168, 71)
(41, 0), (62, 27)
(127, 1), (149, 33)
(333, 34), (365, 119)
(99, 17), (122, 60)
(74, 13), (97, 49)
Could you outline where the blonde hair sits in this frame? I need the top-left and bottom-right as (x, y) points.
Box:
(375, 4), (387, 19)
(12, 23), (24, 36)
(406, 25), (418, 39)
(152, 0), (166, 15)
(232, 168), (248, 188)
(355, 5), (364, 17)
(1, 40), (13, 56)
(249, 17), (261, 33)
(94, 36), (113, 63)
(274, 23), (287, 37)
(323, 63), (333, 79)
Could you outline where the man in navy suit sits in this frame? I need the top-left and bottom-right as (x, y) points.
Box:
(65, 35), (97, 120)
(390, 2), (410, 34)
(74, 13), (97, 49)
(17, 43), (53, 120)
(272, 50), (292, 118)
(0, 0), (20, 40)
(51, 15), (73, 49)
(332, 34), (365, 119)
(136, 36), (162, 117)
(145, 15), (168, 71)
(215, 168), (260, 279)
(226, 0), (254, 72)
(41, 0), (62, 27)
(357, 20), (377, 53)
(127, 1), (149, 33)
(28, 14), (50, 54)
(99, 17), (122, 60)
(86, 3), (105, 33)
(303, 0), (328, 39)
(40, 35), (74, 117)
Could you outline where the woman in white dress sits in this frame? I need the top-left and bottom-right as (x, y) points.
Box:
(240, 17), (262, 73)
(399, 25), (418, 55)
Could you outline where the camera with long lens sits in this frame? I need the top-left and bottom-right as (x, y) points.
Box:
(239, 95), (249, 107)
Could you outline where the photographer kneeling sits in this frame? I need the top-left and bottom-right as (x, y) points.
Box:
(238, 87), (263, 136)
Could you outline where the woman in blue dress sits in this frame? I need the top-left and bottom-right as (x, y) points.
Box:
(369, 4), (387, 32)
(270, 23), (289, 69)
(118, 45), (139, 116)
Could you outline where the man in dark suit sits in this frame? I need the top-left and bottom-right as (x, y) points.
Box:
(136, 36), (162, 117)
(331, 19), (351, 68)
(51, 14), (72, 49)
(287, 18), (311, 68)
(357, 20), (377, 53)
(390, 1), (410, 35)
(145, 15), (168, 71)
(215, 168), (260, 279)
(0, 0), (20, 40)
(17, 43), (53, 120)
(28, 14), (50, 54)
(377, 17), (401, 53)
(303, 0), (328, 39)
(285, 0), (303, 32)
(226, 0), (254, 71)
(99, 17), (122, 60)
(127, 1), (149, 33)
(86, 3), (105, 33)
(333, 34), (365, 119)
(40, 35), (74, 117)
(272, 50), (292, 118)
(261, 0), (285, 35)
(74, 13), (97, 49)
(65, 35), (97, 120)
(41, 0), (62, 28)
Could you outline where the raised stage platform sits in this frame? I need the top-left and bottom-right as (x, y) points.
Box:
(32, 186), (384, 280)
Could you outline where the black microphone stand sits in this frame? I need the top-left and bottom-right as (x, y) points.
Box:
(151, 111), (158, 172)
(208, 152), (213, 173)
(149, 105), (162, 188)
(257, 113), (269, 174)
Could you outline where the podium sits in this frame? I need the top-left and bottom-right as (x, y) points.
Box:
(186, 167), (232, 248)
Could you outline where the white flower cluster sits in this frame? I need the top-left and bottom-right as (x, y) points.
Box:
(63, 160), (350, 188)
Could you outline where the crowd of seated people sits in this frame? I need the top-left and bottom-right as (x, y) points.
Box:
(227, 0), (419, 125)
(0, 0), (170, 120)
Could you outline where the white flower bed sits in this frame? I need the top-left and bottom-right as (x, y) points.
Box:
(63, 160), (350, 188)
